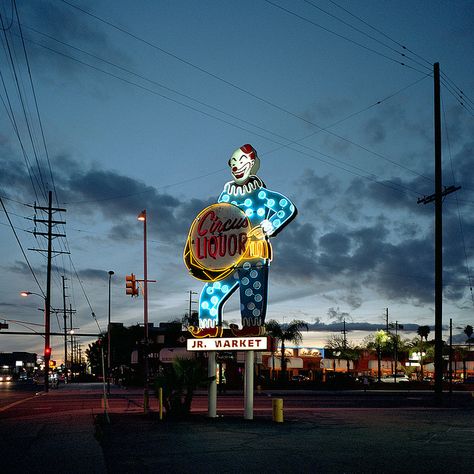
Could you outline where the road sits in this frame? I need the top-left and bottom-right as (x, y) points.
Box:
(1, 382), (473, 420)
(1, 383), (473, 473)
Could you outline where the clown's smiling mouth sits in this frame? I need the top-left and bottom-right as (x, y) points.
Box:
(233, 164), (251, 179)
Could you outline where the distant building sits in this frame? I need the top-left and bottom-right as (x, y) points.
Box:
(0, 352), (37, 376)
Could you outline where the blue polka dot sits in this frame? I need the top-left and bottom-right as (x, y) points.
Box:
(279, 199), (288, 207)
(247, 303), (255, 310)
(221, 194), (230, 202)
(241, 277), (250, 286)
(258, 190), (267, 199)
(244, 198), (252, 207)
(255, 294), (263, 302)
(231, 201), (238, 205)
(206, 287), (214, 295)
(213, 282), (221, 289)
(210, 308), (217, 316)
(245, 289), (253, 297)
(277, 211), (285, 218)
(201, 301), (209, 309)
(253, 281), (261, 290)
(250, 270), (258, 279)
(257, 208), (265, 217)
(273, 219), (281, 228)
(290, 204), (295, 212)
(253, 309), (261, 317)
(211, 296), (218, 304)
(243, 262), (251, 270)
(268, 199), (275, 207)
(221, 285), (229, 293)
(245, 208), (253, 217)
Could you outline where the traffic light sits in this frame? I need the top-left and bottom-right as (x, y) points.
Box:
(126, 273), (139, 296)
(44, 347), (52, 357)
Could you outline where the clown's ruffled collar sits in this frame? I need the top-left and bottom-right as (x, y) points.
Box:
(223, 175), (266, 197)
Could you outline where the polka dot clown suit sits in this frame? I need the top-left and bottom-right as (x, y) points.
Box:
(195, 144), (297, 337)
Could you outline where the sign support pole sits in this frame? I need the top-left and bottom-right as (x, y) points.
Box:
(208, 352), (217, 418)
(244, 351), (254, 420)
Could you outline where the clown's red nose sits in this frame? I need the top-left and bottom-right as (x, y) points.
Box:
(232, 167), (237, 171)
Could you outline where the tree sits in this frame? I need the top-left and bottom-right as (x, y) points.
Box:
(325, 334), (359, 373)
(416, 325), (430, 379)
(417, 325), (430, 341)
(266, 319), (308, 381)
(464, 325), (473, 347)
(364, 330), (390, 382)
(154, 357), (212, 418)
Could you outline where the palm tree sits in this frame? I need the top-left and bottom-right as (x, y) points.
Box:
(364, 330), (390, 382)
(416, 325), (430, 379)
(266, 319), (308, 381)
(325, 334), (359, 374)
(417, 325), (430, 341)
(464, 325), (473, 348)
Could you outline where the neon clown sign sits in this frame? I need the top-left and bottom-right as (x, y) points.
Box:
(184, 144), (296, 337)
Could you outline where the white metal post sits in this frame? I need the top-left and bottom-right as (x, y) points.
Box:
(244, 351), (254, 420)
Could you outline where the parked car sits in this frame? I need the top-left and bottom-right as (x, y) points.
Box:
(291, 375), (310, 382)
(380, 374), (410, 383)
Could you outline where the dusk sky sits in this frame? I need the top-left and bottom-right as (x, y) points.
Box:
(1, 0), (473, 359)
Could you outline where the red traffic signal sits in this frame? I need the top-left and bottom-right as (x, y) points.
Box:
(44, 347), (52, 357)
(126, 273), (139, 297)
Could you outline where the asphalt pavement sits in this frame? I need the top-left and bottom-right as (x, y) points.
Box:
(1, 385), (473, 473)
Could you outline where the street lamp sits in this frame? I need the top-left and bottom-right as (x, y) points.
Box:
(20, 290), (50, 392)
(107, 270), (114, 395)
(138, 210), (149, 413)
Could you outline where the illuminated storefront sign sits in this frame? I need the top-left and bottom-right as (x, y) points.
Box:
(187, 337), (268, 351)
(184, 144), (297, 338)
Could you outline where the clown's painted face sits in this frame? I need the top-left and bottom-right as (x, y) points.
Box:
(229, 146), (258, 185)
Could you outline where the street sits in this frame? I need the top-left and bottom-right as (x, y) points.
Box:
(1, 383), (473, 473)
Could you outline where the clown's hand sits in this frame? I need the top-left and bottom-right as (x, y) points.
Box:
(261, 219), (274, 236)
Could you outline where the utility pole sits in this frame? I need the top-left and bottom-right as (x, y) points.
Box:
(29, 190), (67, 392)
(341, 319), (347, 349)
(107, 270), (114, 395)
(70, 303), (74, 378)
(417, 63), (460, 400)
(188, 290), (198, 325)
(62, 276), (68, 384)
(385, 308), (389, 333)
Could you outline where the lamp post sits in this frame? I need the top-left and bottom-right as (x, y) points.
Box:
(107, 270), (114, 395)
(20, 291), (50, 392)
(137, 210), (149, 413)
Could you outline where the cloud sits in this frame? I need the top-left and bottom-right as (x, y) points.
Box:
(17, 0), (132, 77)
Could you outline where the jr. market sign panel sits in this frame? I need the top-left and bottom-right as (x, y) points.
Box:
(187, 336), (268, 351)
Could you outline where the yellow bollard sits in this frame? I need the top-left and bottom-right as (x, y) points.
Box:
(272, 398), (284, 423)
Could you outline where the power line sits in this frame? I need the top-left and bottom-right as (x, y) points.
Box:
(327, 0), (434, 68)
(263, 0), (429, 75)
(442, 97), (473, 306)
(21, 28), (427, 198)
(302, 0), (431, 73)
(56, 0), (432, 174)
(0, 195), (44, 296)
(0, 11), (48, 201)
